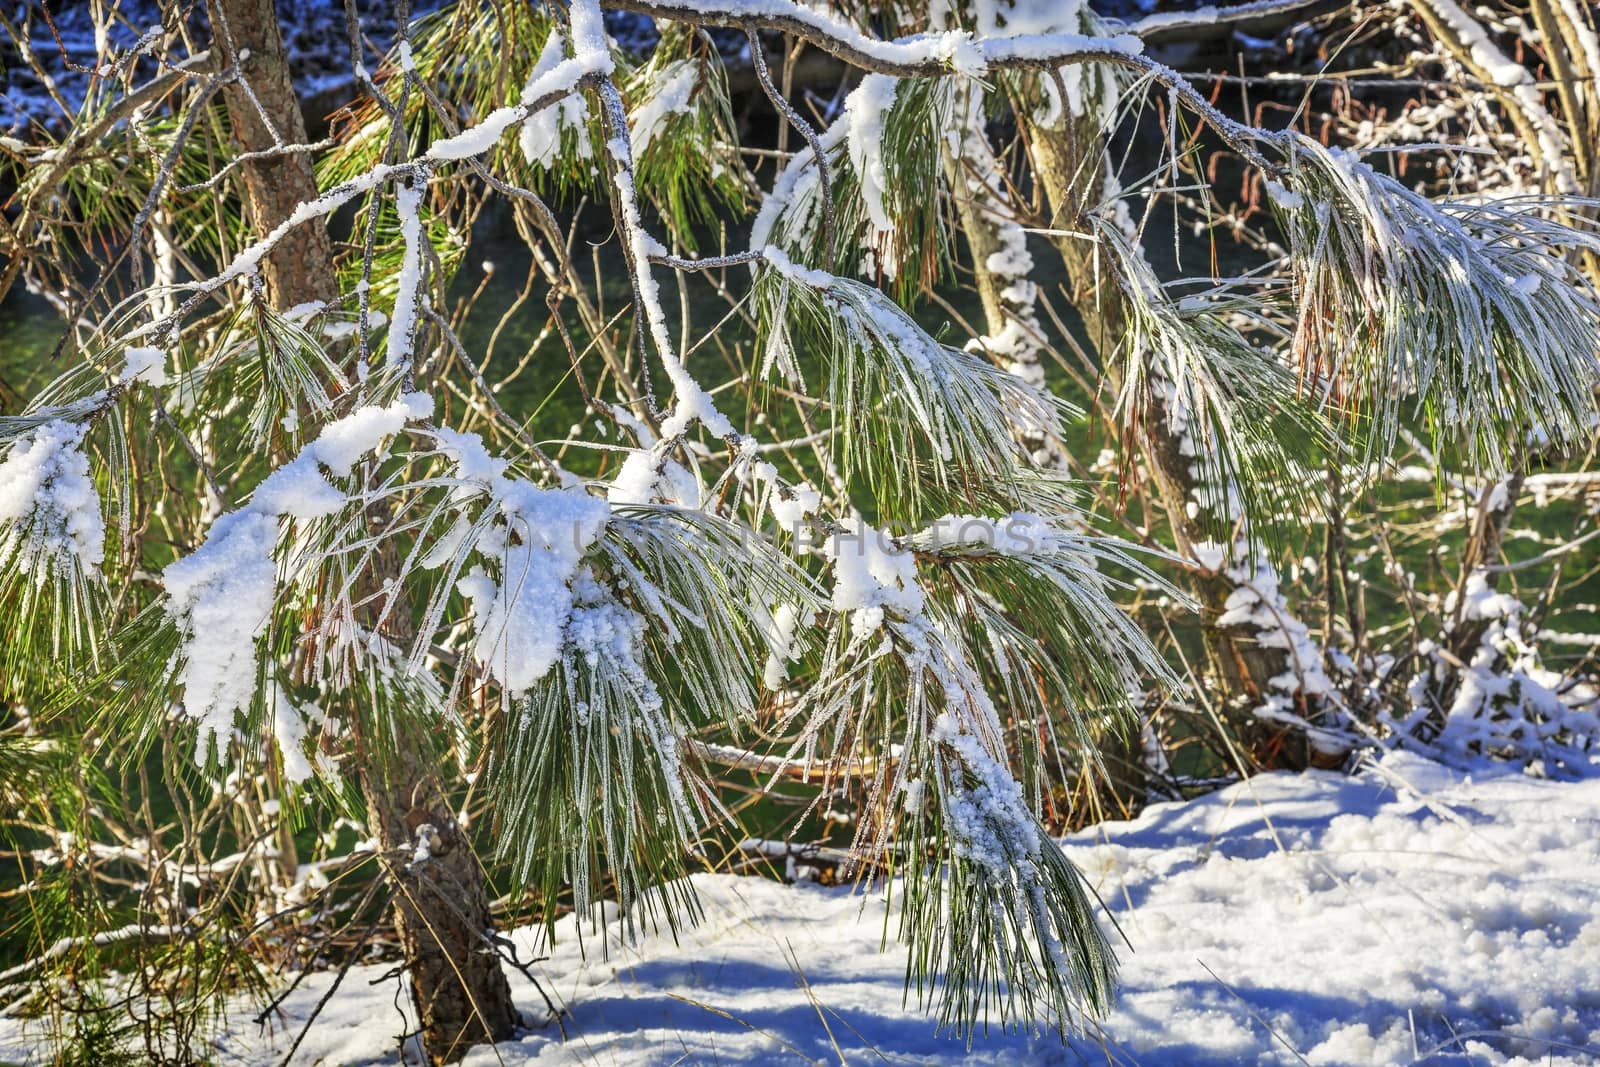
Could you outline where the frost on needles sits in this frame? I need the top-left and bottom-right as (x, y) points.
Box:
(6, 0), (1600, 1059)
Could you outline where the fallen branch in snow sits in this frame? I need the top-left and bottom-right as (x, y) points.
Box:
(0, 924), (182, 990)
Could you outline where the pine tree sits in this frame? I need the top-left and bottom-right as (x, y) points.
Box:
(1, 0), (1598, 1062)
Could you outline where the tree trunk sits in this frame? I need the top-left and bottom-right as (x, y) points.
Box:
(1139, 392), (1332, 770)
(204, 2), (519, 1059)
(1023, 110), (1343, 771)
(1431, 468), (1527, 723)
(358, 738), (521, 1060)
(207, 0), (337, 308)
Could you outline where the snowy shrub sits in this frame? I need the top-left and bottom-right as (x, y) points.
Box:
(0, 0), (1597, 1062)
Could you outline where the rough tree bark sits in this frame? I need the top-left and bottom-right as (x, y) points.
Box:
(206, 0), (337, 308)
(203, 1), (519, 1060)
(357, 732), (521, 1060)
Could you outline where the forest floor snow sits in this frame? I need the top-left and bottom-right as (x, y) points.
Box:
(4, 750), (1598, 1065)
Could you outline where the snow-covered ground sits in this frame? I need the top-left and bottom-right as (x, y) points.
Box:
(4, 751), (1597, 1065)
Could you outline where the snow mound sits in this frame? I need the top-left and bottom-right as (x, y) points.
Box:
(5, 752), (1597, 1065)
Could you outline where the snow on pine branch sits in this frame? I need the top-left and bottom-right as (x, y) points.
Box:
(1121, 0), (1336, 37)
(844, 75), (900, 280)
(1101, 227), (1350, 744)
(1107, 227), (1326, 541)
(597, 117), (731, 443)
(606, 0), (1142, 76)
(484, 501), (822, 920)
(953, 0), (1123, 127)
(822, 517), (924, 638)
(792, 578), (1125, 1035)
(1278, 140), (1600, 469)
(581, 11), (749, 506)
(910, 511), (1085, 557)
(436, 429), (613, 698)
(162, 392), (432, 751)
(117, 346), (169, 388)
(756, 247), (1069, 513)
(384, 176), (427, 370)
(756, 491), (1180, 1035)
(420, 0), (614, 163)
(494, 561), (704, 917)
(0, 420), (105, 586)
(627, 59), (699, 158)
(148, 31), (616, 337)
(751, 74), (955, 286)
(519, 30), (594, 168)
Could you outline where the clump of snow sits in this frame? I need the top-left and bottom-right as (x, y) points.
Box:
(439, 430), (611, 697)
(51, 751), (1600, 1066)
(929, 29), (986, 76)
(420, 0), (611, 165)
(822, 519), (923, 636)
(1264, 178), (1305, 211)
(311, 392), (432, 477)
(564, 568), (690, 827)
(761, 244), (836, 290)
(843, 74), (901, 280)
(282, 301), (326, 324)
(385, 177), (427, 369)
(1190, 538), (1229, 573)
(769, 481), (820, 530)
(518, 30), (592, 168)
(246, 453), (345, 520)
(118, 345), (169, 387)
(605, 449), (662, 506)
(566, 0), (614, 69)
(1450, 570), (1523, 623)
(931, 708), (1043, 879)
(759, 601), (803, 688)
(433, 426), (509, 489)
(628, 59), (698, 157)
(456, 489), (610, 696)
(270, 686), (316, 785)
(162, 394), (433, 751)
(0, 419), (105, 582)
(428, 111), (521, 161)
(162, 509), (285, 747)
